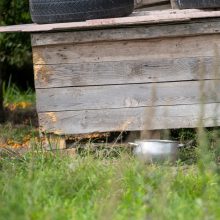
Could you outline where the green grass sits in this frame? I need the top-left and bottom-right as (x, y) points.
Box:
(0, 149), (220, 220)
(1, 84), (220, 220)
(3, 80), (35, 106)
(0, 123), (38, 144)
(0, 122), (220, 220)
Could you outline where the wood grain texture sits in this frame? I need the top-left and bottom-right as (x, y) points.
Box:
(36, 80), (220, 112)
(34, 56), (220, 89)
(32, 35), (220, 65)
(31, 19), (220, 46)
(38, 103), (220, 135)
(2, 10), (220, 33)
(28, 10), (220, 135)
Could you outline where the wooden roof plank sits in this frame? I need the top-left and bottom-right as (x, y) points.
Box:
(1, 9), (220, 33)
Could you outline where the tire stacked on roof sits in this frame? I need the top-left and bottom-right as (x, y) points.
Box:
(176, 0), (220, 9)
(29, 0), (134, 24)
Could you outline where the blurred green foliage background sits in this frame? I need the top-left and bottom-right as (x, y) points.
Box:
(0, 0), (33, 88)
(0, 0), (33, 120)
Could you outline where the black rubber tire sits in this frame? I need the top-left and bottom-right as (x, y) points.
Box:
(29, 0), (134, 24)
(177, 0), (220, 9)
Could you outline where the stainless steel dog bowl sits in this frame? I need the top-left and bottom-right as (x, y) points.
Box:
(129, 140), (181, 163)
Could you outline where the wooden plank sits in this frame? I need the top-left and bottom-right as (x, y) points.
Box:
(2, 10), (220, 33)
(38, 103), (220, 135)
(34, 56), (220, 89)
(36, 80), (220, 112)
(135, 0), (169, 7)
(44, 134), (66, 150)
(32, 34), (220, 65)
(177, 0), (220, 9)
(31, 19), (220, 46)
(141, 130), (161, 139)
(134, 0), (169, 9)
(135, 3), (171, 11)
(142, 0), (168, 4)
(170, 0), (179, 9)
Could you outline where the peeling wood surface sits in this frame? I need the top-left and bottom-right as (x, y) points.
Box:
(2, 10), (220, 33)
(38, 103), (220, 135)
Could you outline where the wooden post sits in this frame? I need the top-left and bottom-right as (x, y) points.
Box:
(170, 0), (179, 9)
(44, 134), (66, 150)
(141, 130), (161, 139)
(127, 130), (161, 142)
(126, 131), (141, 142)
(0, 63), (4, 123)
(134, 0), (170, 9)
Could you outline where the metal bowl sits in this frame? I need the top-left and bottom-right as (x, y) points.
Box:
(129, 140), (180, 163)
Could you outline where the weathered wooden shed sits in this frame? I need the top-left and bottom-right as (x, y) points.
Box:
(1, 6), (220, 146)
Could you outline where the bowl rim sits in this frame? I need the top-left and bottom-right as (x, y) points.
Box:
(134, 139), (178, 144)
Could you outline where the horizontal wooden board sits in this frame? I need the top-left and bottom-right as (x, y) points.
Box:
(38, 103), (220, 134)
(2, 10), (220, 33)
(36, 80), (220, 112)
(31, 19), (220, 46)
(34, 56), (220, 89)
(32, 34), (220, 65)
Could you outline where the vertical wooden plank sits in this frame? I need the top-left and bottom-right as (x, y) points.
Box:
(44, 134), (66, 150)
(170, 0), (179, 9)
(141, 130), (161, 139)
(134, 0), (170, 9)
(136, 4), (171, 11)
(126, 131), (141, 142)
